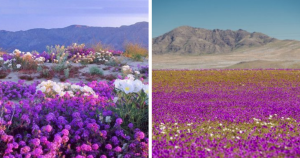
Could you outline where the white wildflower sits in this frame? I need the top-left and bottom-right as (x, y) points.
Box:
(122, 65), (131, 72)
(40, 86), (46, 92)
(16, 64), (21, 69)
(113, 97), (119, 103)
(121, 80), (134, 94)
(127, 74), (135, 80)
(105, 116), (112, 123)
(133, 79), (143, 93)
(142, 84), (149, 96)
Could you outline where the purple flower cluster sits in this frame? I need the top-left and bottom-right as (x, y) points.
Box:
(0, 80), (148, 157)
(109, 50), (123, 56)
(1, 53), (14, 61)
(137, 64), (148, 76)
(66, 44), (94, 58)
(87, 81), (114, 100)
(0, 80), (37, 100)
(153, 70), (300, 157)
(32, 51), (52, 62)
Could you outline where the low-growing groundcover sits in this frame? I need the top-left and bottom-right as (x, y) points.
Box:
(0, 79), (148, 157)
(153, 70), (300, 157)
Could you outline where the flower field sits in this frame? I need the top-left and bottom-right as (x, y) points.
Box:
(153, 70), (300, 157)
(0, 44), (149, 157)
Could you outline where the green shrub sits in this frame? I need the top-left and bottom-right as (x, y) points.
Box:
(64, 68), (70, 78)
(105, 57), (127, 67)
(89, 66), (103, 76)
(111, 90), (148, 132)
(54, 63), (69, 72)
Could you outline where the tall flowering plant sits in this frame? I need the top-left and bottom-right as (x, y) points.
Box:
(112, 76), (149, 132)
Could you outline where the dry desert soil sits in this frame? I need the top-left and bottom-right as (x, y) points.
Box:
(153, 40), (300, 69)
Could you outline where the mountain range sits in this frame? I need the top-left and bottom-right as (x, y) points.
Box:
(153, 26), (300, 69)
(0, 22), (148, 53)
(153, 26), (277, 55)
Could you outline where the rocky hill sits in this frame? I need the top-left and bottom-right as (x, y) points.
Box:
(153, 26), (277, 55)
(0, 22), (148, 52)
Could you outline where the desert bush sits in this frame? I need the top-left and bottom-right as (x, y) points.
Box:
(121, 65), (133, 77)
(46, 45), (66, 62)
(53, 63), (69, 72)
(79, 57), (93, 65)
(66, 43), (93, 59)
(89, 66), (103, 76)
(91, 42), (114, 52)
(64, 68), (70, 78)
(123, 43), (148, 61)
(71, 50), (114, 65)
(52, 52), (71, 78)
(0, 70), (10, 79)
(2, 50), (45, 71)
(20, 52), (40, 71)
(109, 50), (123, 56)
(40, 69), (55, 79)
(92, 51), (113, 64)
(106, 57), (127, 67)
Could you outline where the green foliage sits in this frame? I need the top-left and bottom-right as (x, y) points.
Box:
(54, 63), (68, 72)
(64, 68), (70, 78)
(111, 90), (148, 132)
(46, 45), (66, 58)
(105, 58), (127, 67)
(132, 54), (143, 61)
(80, 59), (90, 66)
(37, 65), (43, 72)
(89, 66), (103, 76)
(42, 69), (50, 77)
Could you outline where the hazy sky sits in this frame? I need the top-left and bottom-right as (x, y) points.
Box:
(153, 0), (300, 40)
(0, 0), (148, 31)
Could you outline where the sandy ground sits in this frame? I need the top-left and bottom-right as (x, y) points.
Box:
(1, 56), (148, 84)
(153, 40), (300, 69)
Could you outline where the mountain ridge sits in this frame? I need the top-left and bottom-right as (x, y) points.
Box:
(0, 22), (148, 52)
(153, 26), (279, 55)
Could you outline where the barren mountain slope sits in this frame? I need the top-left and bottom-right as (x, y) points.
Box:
(153, 26), (276, 55)
(153, 40), (300, 69)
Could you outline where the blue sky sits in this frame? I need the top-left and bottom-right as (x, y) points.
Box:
(0, 0), (148, 31)
(153, 0), (300, 40)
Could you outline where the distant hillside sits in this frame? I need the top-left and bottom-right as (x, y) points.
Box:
(153, 40), (300, 69)
(153, 26), (277, 55)
(0, 22), (148, 52)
